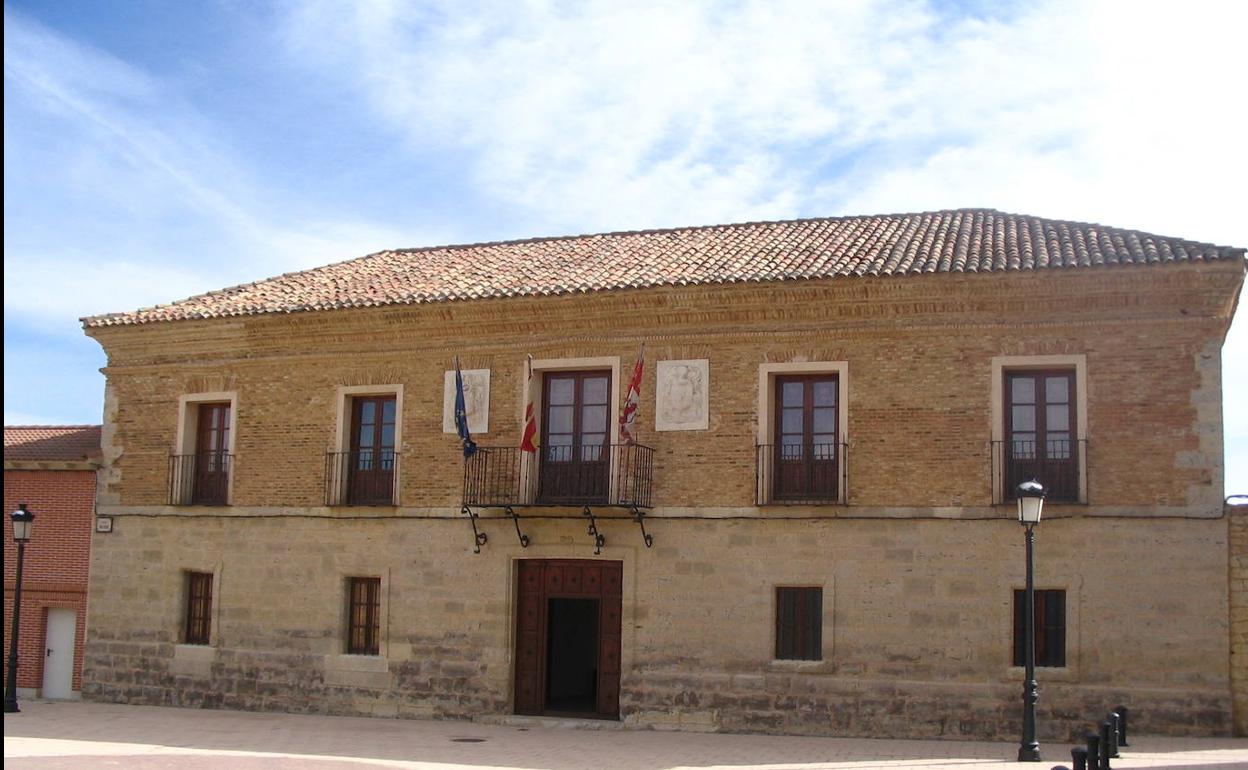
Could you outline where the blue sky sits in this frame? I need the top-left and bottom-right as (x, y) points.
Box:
(4, 0), (1246, 493)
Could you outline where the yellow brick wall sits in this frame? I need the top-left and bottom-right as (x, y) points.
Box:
(81, 262), (1244, 737)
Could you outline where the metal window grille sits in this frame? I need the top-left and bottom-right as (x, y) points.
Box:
(347, 577), (381, 655)
(184, 571), (213, 645)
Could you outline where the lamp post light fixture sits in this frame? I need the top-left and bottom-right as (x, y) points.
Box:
(4, 503), (35, 714)
(1016, 479), (1046, 762)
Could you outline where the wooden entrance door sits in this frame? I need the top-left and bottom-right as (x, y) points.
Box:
(539, 372), (610, 503)
(514, 559), (622, 719)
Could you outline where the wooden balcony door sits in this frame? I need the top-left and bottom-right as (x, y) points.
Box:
(539, 371), (610, 504)
(348, 396), (397, 505)
(773, 374), (839, 502)
(193, 402), (230, 505)
(514, 559), (622, 719)
(1006, 370), (1077, 501)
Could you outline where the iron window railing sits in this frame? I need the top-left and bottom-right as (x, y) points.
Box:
(755, 442), (847, 505)
(325, 450), (400, 506)
(992, 438), (1086, 504)
(184, 571), (213, 645)
(168, 452), (233, 506)
(347, 577), (381, 655)
(462, 443), (653, 508)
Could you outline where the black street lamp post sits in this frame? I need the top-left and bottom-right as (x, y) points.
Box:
(4, 503), (35, 714)
(1016, 479), (1046, 762)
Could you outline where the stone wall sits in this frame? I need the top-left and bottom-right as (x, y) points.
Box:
(81, 261), (1245, 737)
(82, 514), (1231, 738)
(1230, 502), (1248, 736)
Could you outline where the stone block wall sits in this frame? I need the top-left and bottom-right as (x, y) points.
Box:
(82, 514), (1231, 738)
(1230, 502), (1248, 735)
(80, 262), (1244, 737)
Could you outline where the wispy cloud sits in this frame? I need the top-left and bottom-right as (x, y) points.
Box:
(3, 6), (437, 333)
(280, 0), (1246, 242)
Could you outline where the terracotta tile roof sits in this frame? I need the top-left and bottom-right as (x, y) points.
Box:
(82, 209), (1245, 328)
(4, 425), (102, 463)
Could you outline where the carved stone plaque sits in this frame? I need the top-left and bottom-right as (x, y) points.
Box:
(655, 359), (709, 431)
(442, 369), (490, 434)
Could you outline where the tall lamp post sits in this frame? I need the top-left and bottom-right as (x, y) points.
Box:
(4, 503), (35, 713)
(1017, 479), (1046, 762)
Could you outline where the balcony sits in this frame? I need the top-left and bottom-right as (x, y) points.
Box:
(168, 452), (232, 506)
(326, 450), (400, 506)
(992, 438), (1085, 504)
(756, 443), (847, 505)
(463, 444), (653, 508)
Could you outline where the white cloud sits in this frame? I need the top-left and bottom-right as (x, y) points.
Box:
(281, 1), (1246, 237)
(3, 8), (441, 335)
(281, 0), (968, 231)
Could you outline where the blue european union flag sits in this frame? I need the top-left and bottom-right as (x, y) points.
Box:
(454, 359), (477, 458)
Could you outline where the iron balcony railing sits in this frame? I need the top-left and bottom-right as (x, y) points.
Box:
(168, 451), (233, 506)
(325, 450), (400, 506)
(756, 442), (847, 505)
(992, 438), (1086, 504)
(463, 443), (654, 508)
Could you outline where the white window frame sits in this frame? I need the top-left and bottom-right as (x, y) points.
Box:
(757, 362), (850, 505)
(176, 563), (222, 648)
(341, 571), (390, 659)
(1005, 583), (1079, 679)
(991, 355), (1088, 504)
(173, 391), (238, 506)
(521, 357), (621, 504)
(331, 384), (404, 506)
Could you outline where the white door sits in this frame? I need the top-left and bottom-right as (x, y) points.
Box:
(42, 608), (76, 699)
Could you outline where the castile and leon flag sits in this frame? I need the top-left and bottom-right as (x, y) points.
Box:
(618, 343), (645, 445)
(520, 355), (539, 453)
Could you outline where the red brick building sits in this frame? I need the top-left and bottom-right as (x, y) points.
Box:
(3, 426), (101, 699)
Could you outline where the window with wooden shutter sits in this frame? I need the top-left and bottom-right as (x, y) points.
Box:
(347, 396), (398, 505)
(772, 375), (840, 502)
(1004, 370), (1079, 501)
(775, 586), (822, 660)
(1013, 589), (1066, 667)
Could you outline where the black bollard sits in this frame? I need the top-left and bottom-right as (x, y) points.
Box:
(1115, 705), (1129, 746)
(1085, 733), (1101, 770)
(1099, 721), (1113, 769)
(1107, 712), (1121, 758)
(1071, 746), (1089, 770)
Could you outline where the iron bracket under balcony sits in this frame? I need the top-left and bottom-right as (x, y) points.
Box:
(460, 443), (655, 553)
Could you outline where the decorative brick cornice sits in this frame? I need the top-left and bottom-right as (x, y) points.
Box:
(87, 262), (1243, 369)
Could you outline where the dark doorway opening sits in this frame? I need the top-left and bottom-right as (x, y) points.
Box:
(514, 560), (621, 719)
(544, 597), (600, 714)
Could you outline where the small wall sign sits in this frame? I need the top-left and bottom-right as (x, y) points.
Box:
(95, 517), (113, 533)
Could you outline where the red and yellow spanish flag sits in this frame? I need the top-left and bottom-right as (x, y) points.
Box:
(520, 354), (539, 453)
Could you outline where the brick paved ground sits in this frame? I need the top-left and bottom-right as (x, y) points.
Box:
(4, 701), (1247, 770)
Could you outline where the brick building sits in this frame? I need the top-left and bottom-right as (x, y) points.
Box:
(80, 209), (1245, 739)
(3, 425), (101, 700)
